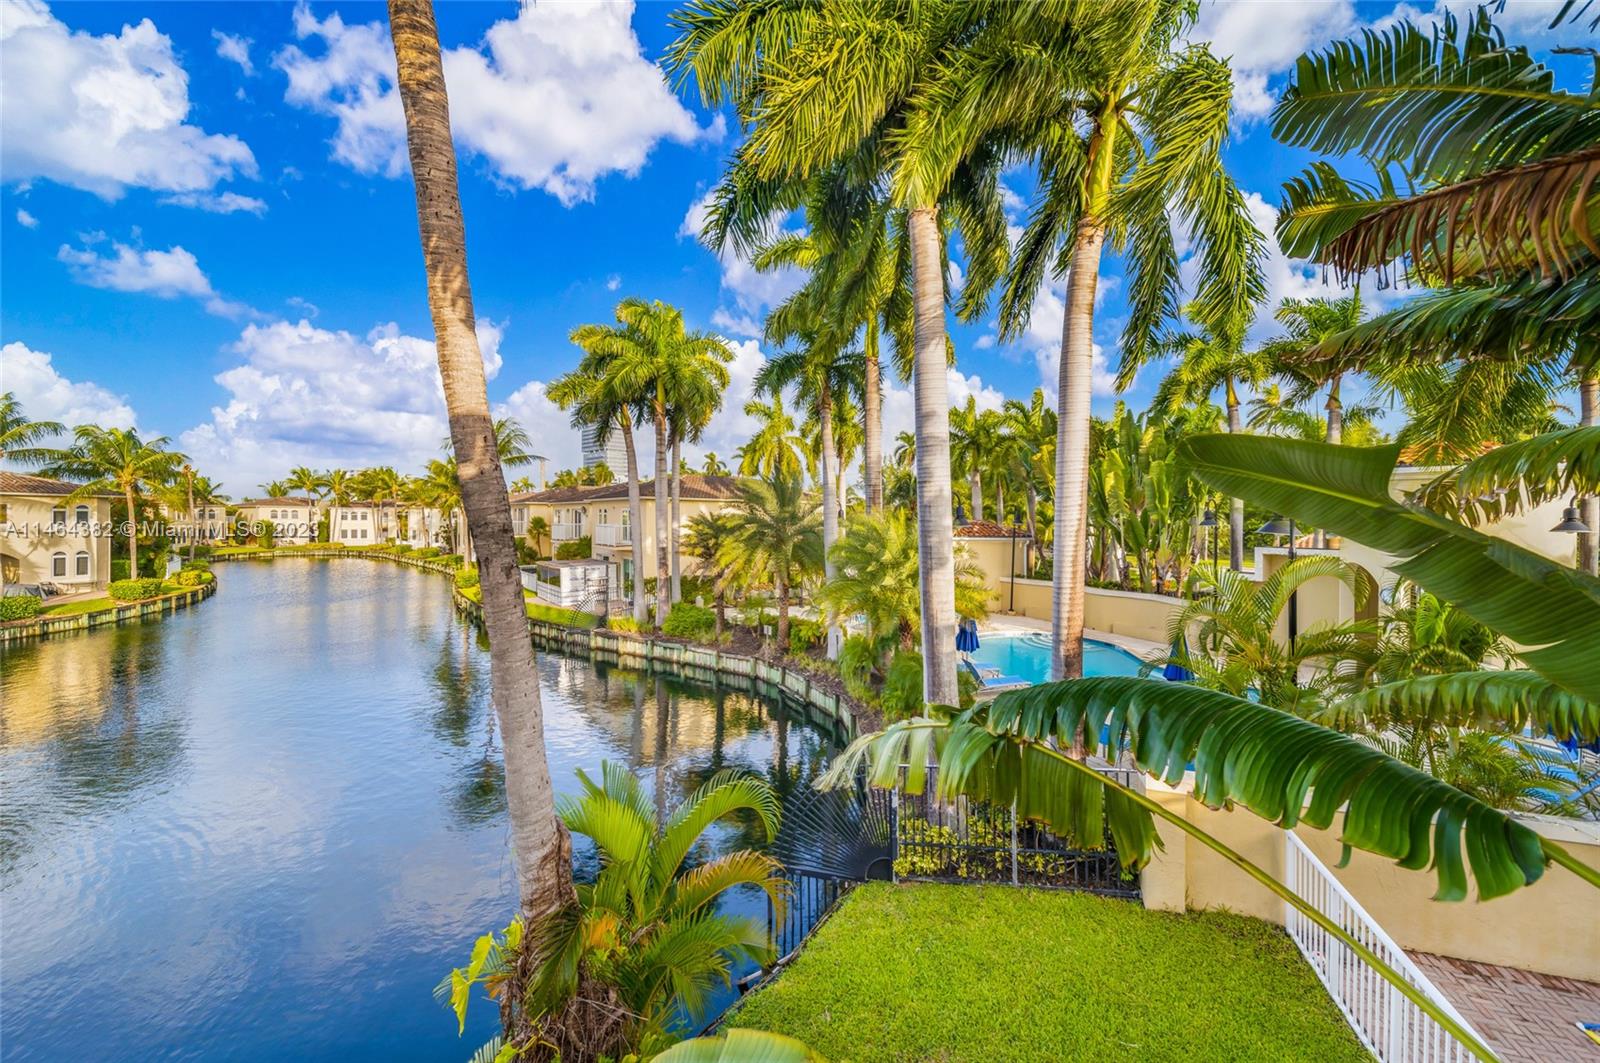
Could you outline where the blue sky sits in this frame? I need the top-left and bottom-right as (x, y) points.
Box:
(0, 0), (1585, 494)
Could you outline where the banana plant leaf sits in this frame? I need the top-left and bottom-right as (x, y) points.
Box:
(1177, 433), (1600, 704)
(653, 1029), (826, 1062)
(1330, 671), (1600, 743)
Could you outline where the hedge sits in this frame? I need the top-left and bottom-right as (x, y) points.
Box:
(442, 553), (464, 567)
(454, 567), (480, 589)
(555, 537), (591, 560)
(413, 547), (442, 559)
(788, 618), (825, 654)
(0, 596), (42, 621)
(173, 569), (215, 587)
(662, 602), (716, 640)
(109, 578), (167, 602)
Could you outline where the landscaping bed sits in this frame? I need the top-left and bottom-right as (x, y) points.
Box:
(728, 882), (1367, 1063)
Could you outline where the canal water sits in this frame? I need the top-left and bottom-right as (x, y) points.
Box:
(0, 560), (839, 1062)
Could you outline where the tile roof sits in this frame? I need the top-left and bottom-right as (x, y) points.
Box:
(511, 474), (746, 505)
(237, 497), (314, 508)
(0, 472), (114, 497)
(954, 518), (1032, 539)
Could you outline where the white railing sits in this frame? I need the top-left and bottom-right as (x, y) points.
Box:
(532, 579), (564, 604)
(551, 522), (585, 542)
(1284, 831), (1489, 1062)
(594, 523), (632, 546)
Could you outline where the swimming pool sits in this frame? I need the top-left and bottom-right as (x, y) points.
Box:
(964, 632), (1150, 687)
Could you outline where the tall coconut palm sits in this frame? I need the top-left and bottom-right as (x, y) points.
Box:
(948, 397), (1012, 521)
(669, 0), (1012, 706)
(509, 475), (536, 494)
(756, 337), (862, 655)
(44, 426), (184, 577)
(719, 473), (823, 648)
(736, 394), (803, 481)
(682, 510), (741, 638)
(286, 465), (326, 521)
(668, 372), (722, 605)
(259, 479), (289, 498)
(898, 4), (1264, 679)
(699, 452), (729, 476)
(1003, 389), (1057, 566)
(1258, 294), (1367, 445)
(1151, 315), (1274, 572)
(550, 363), (649, 624)
(0, 392), (64, 467)
(387, 0), (571, 962)
(356, 465), (407, 541)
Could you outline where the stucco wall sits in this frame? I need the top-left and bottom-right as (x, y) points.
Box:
(0, 494), (113, 588)
(1002, 577), (1186, 643)
(1141, 779), (1600, 982)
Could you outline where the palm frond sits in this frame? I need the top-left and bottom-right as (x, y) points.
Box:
(655, 770), (782, 887)
(1413, 426), (1600, 525)
(653, 1029), (825, 1063)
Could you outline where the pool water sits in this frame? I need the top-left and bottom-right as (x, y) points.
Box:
(965, 632), (1149, 686)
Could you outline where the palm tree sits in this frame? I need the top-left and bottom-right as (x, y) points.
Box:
(699, 452), (729, 476)
(285, 464), (326, 517)
(720, 473), (823, 648)
(443, 764), (785, 1061)
(948, 397), (1013, 521)
(756, 337), (862, 655)
(682, 510), (741, 638)
(44, 426), (184, 576)
(550, 364), (647, 623)
(1152, 315), (1274, 572)
(895, 5), (1263, 680)
(322, 468), (356, 507)
(388, 0), (570, 959)
(355, 465), (407, 541)
(736, 394), (803, 481)
(259, 479), (289, 498)
(0, 392), (64, 467)
(1003, 389), (1057, 569)
(1258, 294), (1367, 445)
(526, 515), (549, 559)
(669, 366), (724, 605)
(670, 2), (1011, 706)
(818, 510), (989, 662)
(509, 475), (535, 494)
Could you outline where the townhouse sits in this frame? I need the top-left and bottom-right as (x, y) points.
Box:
(232, 497), (316, 545)
(0, 472), (116, 591)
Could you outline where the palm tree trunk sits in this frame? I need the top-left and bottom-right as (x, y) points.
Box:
(776, 573), (790, 648)
(1025, 484), (1038, 573)
(969, 470), (983, 522)
(996, 479), (1005, 525)
(1581, 368), (1598, 576)
(864, 318), (884, 513)
(124, 484), (139, 576)
(185, 470), (196, 564)
(1226, 379), (1245, 573)
(620, 416), (647, 624)
(1050, 222), (1104, 680)
(388, 0), (571, 926)
(819, 384), (841, 658)
(670, 435), (683, 603)
(1324, 373), (1344, 446)
(908, 205), (959, 705)
(653, 398), (671, 627)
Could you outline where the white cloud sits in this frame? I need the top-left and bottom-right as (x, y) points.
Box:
(212, 30), (254, 76)
(1190, 0), (1360, 119)
(159, 190), (267, 215)
(0, 340), (137, 434)
(973, 271), (1121, 400)
(179, 317), (506, 490)
(681, 189), (806, 333)
(57, 240), (252, 318)
(0, 1), (257, 199)
(275, 1), (715, 206)
(15, 208), (37, 228)
(605, 274), (621, 292)
(498, 380), (583, 475)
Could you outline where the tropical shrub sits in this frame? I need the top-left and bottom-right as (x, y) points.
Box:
(191, 544), (214, 561)
(554, 536), (591, 560)
(180, 559), (211, 572)
(608, 615), (643, 634)
(881, 651), (926, 721)
(787, 618), (824, 655)
(441, 764), (785, 1061)
(513, 538), (538, 565)
(109, 578), (166, 602)
(413, 546), (442, 559)
(662, 602), (716, 640)
(454, 566), (480, 590)
(442, 552), (464, 567)
(389, 543), (414, 554)
(172, 569), (213, 587)
(0, 596), (42, 621)
(837, 635), (879, 702)
(111, 559), (130, 582)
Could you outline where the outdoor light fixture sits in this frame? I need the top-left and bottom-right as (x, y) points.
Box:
(1552, 506), (1592, 534)
(954, 503), (969, 528)
(1256, 515), (1299, 651)
(1198, 509), (1218, 528)
(1199, 508), (1219, 582)
(1257, 515), (1294, 537)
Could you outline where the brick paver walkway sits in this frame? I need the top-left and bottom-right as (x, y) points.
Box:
(1410, 952), (1600, 1062)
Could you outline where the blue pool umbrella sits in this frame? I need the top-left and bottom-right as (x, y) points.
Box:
(1162, 634), (1194, 682)
(956, 619), (980, 653)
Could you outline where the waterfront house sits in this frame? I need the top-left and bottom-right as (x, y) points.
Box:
(0, 472), (115, 591)
(325, 501), (380, 545)
(510, 475), (745, 602)
(232, 497), (315, 545)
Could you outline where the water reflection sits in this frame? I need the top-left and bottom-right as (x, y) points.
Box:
(0, 559), (836, 1063)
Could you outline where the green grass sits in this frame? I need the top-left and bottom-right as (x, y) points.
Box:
(730, 882), (1367, 1063)
(40, 595), (113, 617)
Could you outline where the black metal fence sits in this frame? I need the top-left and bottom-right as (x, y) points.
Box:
(893, 764), (1141, 899)
(767, 870), (854, 963)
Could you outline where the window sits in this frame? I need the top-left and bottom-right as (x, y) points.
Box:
(75, 551), (90, 576)
(52, 506), (67, 525)
(360, 529), (368, 539)
(0, 503), (7, 521)
(52, 552), (67, 577)
(270, 509), (279, 520)
(75, 505), (90, 525)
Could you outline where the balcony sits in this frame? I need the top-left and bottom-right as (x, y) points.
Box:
(551, 522), (585, 542)
(594, 523), (632, 547)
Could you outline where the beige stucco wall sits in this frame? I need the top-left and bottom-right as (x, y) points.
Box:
(1001, 577), (1187, 643)
(1141, 779), (1600, 981)
(234, 502), (314, 544)
(1, 494), (114, 589)
(956, 535), (1030, 613)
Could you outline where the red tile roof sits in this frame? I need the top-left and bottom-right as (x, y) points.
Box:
(512, 474), (746, 505)
(954, 518), (1032, 539)
(0, 472), (115, 497)
(237, 497), (314, 507)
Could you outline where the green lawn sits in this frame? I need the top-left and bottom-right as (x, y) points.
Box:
(40, 596), (113, 617)
(730, 882), (1367, 1063)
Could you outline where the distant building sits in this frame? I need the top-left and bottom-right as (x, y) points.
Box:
(580, 422), (627, 477)
(0, 472), (116, 591)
